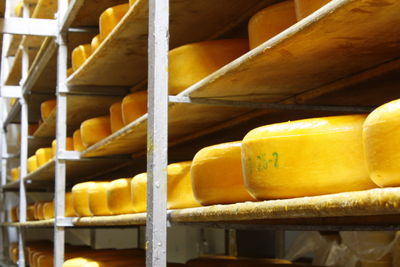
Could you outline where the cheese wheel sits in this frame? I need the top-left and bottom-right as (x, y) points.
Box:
(65, 192), (76, 217)
(99, 4), (129, 41)
(129, 0), (138, 6)
(191, 142), (256, 205)
(131, 173), (147, 213)
(11, 206), (18, 222)
(294, 0), (331, 20)
(363, 99), (400, 187)
(88, 182), (112, 216)
(11, 167), (20, 181)
(110, 101), (124, 133)
(40, 99), (56, 121)
(67, 68), (74, 77)
(37, 254), (53, 267)
(108, 178), (134, 214)
(242, 115), (377, 200)
(43, 201), (54, 219)
(73, 129), (87, 152)
(35, 148), (53, 167)
(121, 91), (147, 125)
(72, 182), (95, 217)
(52, 137), (74, 155)
(80, 116), (111, 147)
(64, 258), (91, 267)
(29, 124), (39, 136)
(186, 256), (292, 267)
(28, 155), (38, 173)
(91, 34), (102, 52)
(72, 44), (92, 72)
(27, 204), (36, 221)
(9, 243), (18, 264)
(34, 202), (45, 220)
(169, 39), (249, 95)
(248, 0), (297, 49)
(14, 2), (23, 17)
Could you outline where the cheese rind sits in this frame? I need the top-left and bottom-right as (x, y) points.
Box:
(168, 39), (249, 95)
(27, 204), (35, 221)
(43, 201), (54, 219)
(52, 137), (74, 155)
(72, 44), (92, 72)
(73, 129), (87, 152)
(191, 142), (256, 205)
(108, 178), (135, 214)
(35, 148), (53, 167)
(88, 182), (112, 216)
(121, 91), (147, 125)
(110, 101), (124, 133)
(28, 155), (38, 173)
(80, 116), (111, 147)
(99, 4), (129, 41)
(65, 192), (76, 217)
(131, 173), (147, 213)
(363, 99), (400, 187)
(242, 115), (377, 199)
(72, 182), (95, 217)
(40, 99), (56, 121)
(294, 0), (331, 20)
(248, 0), (297, 49)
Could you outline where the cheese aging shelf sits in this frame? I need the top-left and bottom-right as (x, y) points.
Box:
(1, 0), (400, 266)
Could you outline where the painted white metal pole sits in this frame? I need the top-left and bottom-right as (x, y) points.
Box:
(146, 0), (169, 266)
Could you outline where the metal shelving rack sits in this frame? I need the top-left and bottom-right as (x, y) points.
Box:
(1, 0), (400, 266)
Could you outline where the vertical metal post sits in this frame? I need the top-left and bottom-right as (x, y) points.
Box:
(54, 0), (69, 265)
(146, 0), (169, 266)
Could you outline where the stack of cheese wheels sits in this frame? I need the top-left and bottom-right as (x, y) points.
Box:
(191, 142), (256, 205)
(73, 129), (86, 152)
(72, 182), (95, 217)
(121, 91), (148, 125)
(88, 181), (112, 216)
(363, 99), (400, 187)
(35, 147), (53, 168)
(108, 178), (134, 214)
(10, 167), (20, 181)
(186, 256), (293, 266)
(91, 34), (102, 52)
(28, 155), (38, 173)
(26, 241), (53, 267)
(40, 99), (56, 121)
(168, 39), (249, 95)
(242, 115), (377, 200)
(72, 44), (92, 72)
(131, 162), (201, 212)
(294, 0), (331, 20)
(80, 116), (112, 147)
(52, 137), (74, 155)
(99, 4), (130, 41)
(110, 101), (124, 133)
(248, 0), (297, 49)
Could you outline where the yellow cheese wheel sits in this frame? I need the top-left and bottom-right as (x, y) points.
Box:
(91, 34), (102, 52)
(73, 129), (87, 152)
(99, 4), (129, 41)
(88, 182), (112, 216)
(186, 256), (292, 267)
(52, 137), (74, 155)
(191, 142), (256, 205)
(9, 243), (18, 264)
(294, 0), (331, 20)
(27, 204), (36, 221)
(34, 202), (45, 220)
(363, 99), (400, 187)
(72, 182), (95, 217)
(37, 254), (53, 267)
(28, 155), (38, 173)
(131, 173), (147, 213)
(121, 91), (147, 125)
(65, 192), (76, 217)
(43, 201), (54, 219)
(40, 99), (56, 121)
(242, 115), (377, 200)
(11, 167), (20, 181)
(80, 116), (111, 147)
(35, 147), (53, 167)
(129, 0), (138, 6)
(248, 0), (297, 49)
(110, 101), (124, 133)
(67, 67), (74, 77)
(14, 2), (23, 17)
(29, 124), (39, 136)
(72, 44), (92, 72)
(169, 39), (249, 95)
(108, 178), (134, 214)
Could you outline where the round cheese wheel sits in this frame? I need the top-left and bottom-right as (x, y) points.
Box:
(28, 155), (38, 173)
(248, 0), (297, 49)
(91, 34), (102, 52)
(10, 167), (20, 181)
(121, 91), (147, 125)
(169, 39), (249, 95)
(40, 99), (56, 121)
(108, 178), (135, 214)
(131, 173), (147, 213)
(191, 142), (256, 205)
(37, 254), (53, 267)
(35, 147), (53, 167)
(88, 182), (112, 216)
(27, 204), (36, 221)
(42, 201), (54, 219)
(80, 116), (111, 147)
(99, 4), (129, 41)
(294, 0), (331, 20)
(14, 2), (23, 17)
(363, 99), (400, 187)
(129, 0), (137, 6)
(65, 192), (76, 217)
(52, 137), (74, 155)
(34, 202), (45, 220)
(110, 101), (124, 133)
(72, 182), (95, 217)
(242, 115), (377, 200)
(73, 129), (87, 152)
(71, 44), (92, 72)
(9, 243), (18, 264)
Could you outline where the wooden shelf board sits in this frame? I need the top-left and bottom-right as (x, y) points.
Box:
(81, 0), (400, 157)
(67, 0), (274, 86)
(73, 213), (147, 227)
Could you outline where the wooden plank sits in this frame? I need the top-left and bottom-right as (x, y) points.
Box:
(73, 214), (146, 227)
(68, 0), (275, 86)
(33, 94), (122, 137)
(4, 48), (37, 85)
(7, 35), (22, 57)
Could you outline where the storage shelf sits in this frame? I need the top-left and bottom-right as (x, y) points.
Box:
(81, 0), (400, 157)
